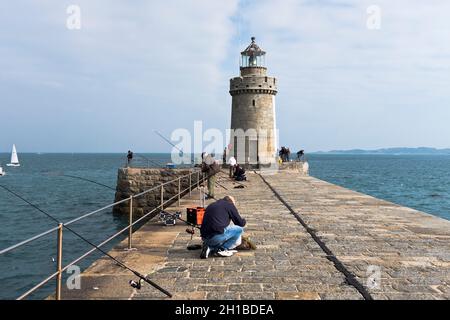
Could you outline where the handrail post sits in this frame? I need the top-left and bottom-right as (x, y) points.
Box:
(128, 196), (133, 250)
(197, 171), (200, 189)
(189, 173), (192, 196)
(161, 185), (164, 211)
(56, 223), (63, 300)
(202, 186), (206, 208)
(178, 177), (181, 206)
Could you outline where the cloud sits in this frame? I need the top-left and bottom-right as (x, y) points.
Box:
(0, 0), (239, 152)
(0, 0), (449, 152)
(239, 0), (450, 151)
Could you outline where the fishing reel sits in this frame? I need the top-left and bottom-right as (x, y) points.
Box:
(159, 211), (181, 226)
(129, 278), (143, 290)
(186, 226), (195, 240)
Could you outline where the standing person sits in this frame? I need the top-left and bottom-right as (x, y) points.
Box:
(297, 150), (305, 161)
(200, 196), (247, 258)
(228, 156), (237, 178)
(201, 153), (220, 199)
(127, 150), (133, 166)
(286, 148), (291, 162)
(222, 148), (227, 165)
(279, 147), (286, 162)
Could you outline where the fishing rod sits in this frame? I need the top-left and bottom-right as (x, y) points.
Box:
(217, 170), (246, 188)
(153, 130), (185, 156)
(153, 130), (202, 167)
(214, 179), (229, 190)
(61, 174), (116, 191)
(44, 171), (116, 191)
(134, 153), (164, 168)
(154, 129), (232, 170)
(0, 184), (172, 298)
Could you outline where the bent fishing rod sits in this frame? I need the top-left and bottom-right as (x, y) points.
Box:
(44, 171), (116, 191)
(0, 184), (172, 298)
(61, 174), (116, 191)
(153, 130), (199, 166)
(134, 153), (165, 168)
(153, 130), (185, 156)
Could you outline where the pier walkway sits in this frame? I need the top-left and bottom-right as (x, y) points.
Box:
(61, 171), (450, 300)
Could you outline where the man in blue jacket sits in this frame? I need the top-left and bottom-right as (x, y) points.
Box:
(200, 196), (246, 259)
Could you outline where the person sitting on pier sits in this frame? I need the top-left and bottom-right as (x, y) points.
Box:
(233, 164), (247, 181)
(200, 196), (246, 259)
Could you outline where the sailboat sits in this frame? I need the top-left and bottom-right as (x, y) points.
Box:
(6, 144), (20, 167)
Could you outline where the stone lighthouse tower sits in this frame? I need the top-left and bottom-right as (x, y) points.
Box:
(229, 37), (278, 167)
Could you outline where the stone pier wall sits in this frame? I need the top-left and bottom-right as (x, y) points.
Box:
(113, 168), (202, 216)
(278, 161), (309, 175)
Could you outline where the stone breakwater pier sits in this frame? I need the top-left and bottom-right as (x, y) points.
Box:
(61, 170), (450, 300)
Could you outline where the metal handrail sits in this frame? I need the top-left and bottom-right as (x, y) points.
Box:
(0, 226), (60, 255)
(64, 197), (131, 227)
(0, 169), (207, 300)
(0, 170), (200, 255)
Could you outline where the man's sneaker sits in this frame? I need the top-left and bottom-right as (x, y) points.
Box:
(200, 244), (211, 259)
(215, 249), (234, 257)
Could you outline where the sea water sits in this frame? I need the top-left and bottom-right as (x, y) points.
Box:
(0, 153), (449, 299)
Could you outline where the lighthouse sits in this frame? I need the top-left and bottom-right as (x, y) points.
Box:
(229, 37), (278, 167)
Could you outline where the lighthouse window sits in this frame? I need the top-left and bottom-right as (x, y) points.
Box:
(265, 77), (268, 82)
(252, 99), (256, 106)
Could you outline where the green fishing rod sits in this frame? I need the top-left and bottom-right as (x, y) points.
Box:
(0, 184), (172, 298)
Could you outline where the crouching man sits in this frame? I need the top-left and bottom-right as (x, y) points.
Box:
(200, 196), (246, 259)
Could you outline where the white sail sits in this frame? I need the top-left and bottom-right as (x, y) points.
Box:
(11, 144), (19, 164)
(7, 144), (20, 167)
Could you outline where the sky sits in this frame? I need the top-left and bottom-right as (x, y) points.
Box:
(1, 0), (450, 153)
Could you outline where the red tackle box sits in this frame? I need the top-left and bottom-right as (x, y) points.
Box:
(186, 207), (205, 226)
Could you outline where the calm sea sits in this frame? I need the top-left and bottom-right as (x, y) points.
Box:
(0, 153), (449, 299)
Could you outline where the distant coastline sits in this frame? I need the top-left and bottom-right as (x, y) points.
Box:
(2, 148), (450, 155)
(312, 147), (450, 155)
